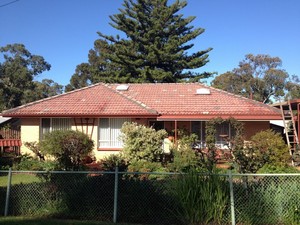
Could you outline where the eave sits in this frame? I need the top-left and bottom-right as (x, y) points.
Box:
(157, 114), (282, 121)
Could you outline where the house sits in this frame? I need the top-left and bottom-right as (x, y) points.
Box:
(0, 116), (21, 155)
(0, 83), (282, 160)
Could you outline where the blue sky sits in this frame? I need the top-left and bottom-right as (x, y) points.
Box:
(1, 0), (299, 86)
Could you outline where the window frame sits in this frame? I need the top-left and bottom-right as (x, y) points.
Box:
(40, 118), (72, 140)
(98, 118), (131, 150)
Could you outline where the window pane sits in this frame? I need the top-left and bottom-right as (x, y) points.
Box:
(149, 121), (164, 130)
(52, 118), (71, 131)
(191, 121), (206, 148)
(99, 118), (110, 147)
(216, 122), (230, 149)
(99, 118), (129, 148)
(111, 118), (128, 148)
(40, 118), (51, 140)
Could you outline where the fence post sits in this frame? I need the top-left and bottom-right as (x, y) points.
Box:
(113, 166), (119, 223)
(4, 168), (12, 216)
(228, 170), (236, 225)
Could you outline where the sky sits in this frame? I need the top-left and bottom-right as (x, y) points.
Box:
(1, 0), (300, 87)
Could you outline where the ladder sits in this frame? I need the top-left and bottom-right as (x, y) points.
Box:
(280, 101), (300, 165)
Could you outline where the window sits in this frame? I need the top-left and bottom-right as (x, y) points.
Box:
(215, 122), (231, 149)
(191, 121), (232, 149)
(149, 121), (164, 131)
(191, 121), (206, 148)
(40, 118), (72, 140)
(98, 118), (130, 149)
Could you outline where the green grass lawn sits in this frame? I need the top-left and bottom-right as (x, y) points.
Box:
(0, 217), (140, 225)
(0, 173), (41, 187)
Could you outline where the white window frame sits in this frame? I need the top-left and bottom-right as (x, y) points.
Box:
(98, 118), (130, 149)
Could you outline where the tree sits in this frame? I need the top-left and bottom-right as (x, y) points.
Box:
(212, 54), (289, 103)
(285, 74), (300, 100)
(32, 79), (63, 100)
(67, 0), (212, 89)
(0, 44), (51, 110)
(65, 63), (93, 92)
(39, 130), (94, 171)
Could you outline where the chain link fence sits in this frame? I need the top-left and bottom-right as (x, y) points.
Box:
(1, 169), (300, 225)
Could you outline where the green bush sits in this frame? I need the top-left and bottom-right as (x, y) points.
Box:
(168, 147), (204, 173)
(250, 129), (290, 165)
(257, 163), (299, 174)
(98, 154), (127, 171)
(120, 122), (167, 163)
(127, 161), (167, 180)
(40, 130), (94, 171)
(234, 129), (290, 173)
(12, 154), (58, 171)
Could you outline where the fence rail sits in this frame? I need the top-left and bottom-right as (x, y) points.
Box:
(1, 169), (300, 225)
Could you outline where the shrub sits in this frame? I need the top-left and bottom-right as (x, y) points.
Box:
(120, 122), (167, 163)
(167, 133), (206, 173)
(250, 129), (290, 165)
(39, 130), (94, 171)
(127, 161), (167, 180)
(98, 154), (127, 171)
(12, 154), (58, 171)
(236, 129), (291, 173)
(257, 163), (299, 174)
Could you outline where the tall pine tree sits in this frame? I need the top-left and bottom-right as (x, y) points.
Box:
(67, 0), (212, 90)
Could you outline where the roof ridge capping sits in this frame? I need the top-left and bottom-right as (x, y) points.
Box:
(104, 83), (158, 115)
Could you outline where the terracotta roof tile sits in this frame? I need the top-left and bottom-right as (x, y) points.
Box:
(1, 83), (282, 120)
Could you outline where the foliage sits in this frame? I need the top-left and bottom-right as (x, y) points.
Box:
(232, 129), (290, 173)
(168, 170), (229, 225)
(32, 79), (63, 100)
(120, 122), (167, 163)
(39, 130), (94, 171)
(127, 161), (167, 180)
(257, 163), (299, 174)
(98, 154), (127, 171)
(65, 63), (92, 92)
(12, 154), (57, 171)
(205, 117), (245, 172)
(250, 129), (290, 165)
(67, 0), (212, 90)
(0, 217), (119, 225)
(168, 132), (205, 173)
(204, 117), (290, 173)
(0, 44), (54, 111)
(285, 74), (300, 100)
(168, 148), (201, 173)
(211, 54), (289, 103)
(234, 176), (300, 225)
(23, 141), (45, 160)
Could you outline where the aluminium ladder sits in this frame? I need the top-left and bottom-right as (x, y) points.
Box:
(280, 101), (300, 165)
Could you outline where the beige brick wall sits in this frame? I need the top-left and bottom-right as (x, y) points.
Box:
(20, 118), (40, 155)
(19, 118), (271, 161)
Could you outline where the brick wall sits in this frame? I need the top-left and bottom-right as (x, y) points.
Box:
(243, 121), (270, 140)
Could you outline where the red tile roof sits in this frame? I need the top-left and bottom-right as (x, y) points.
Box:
(1, 83), (282, 120)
